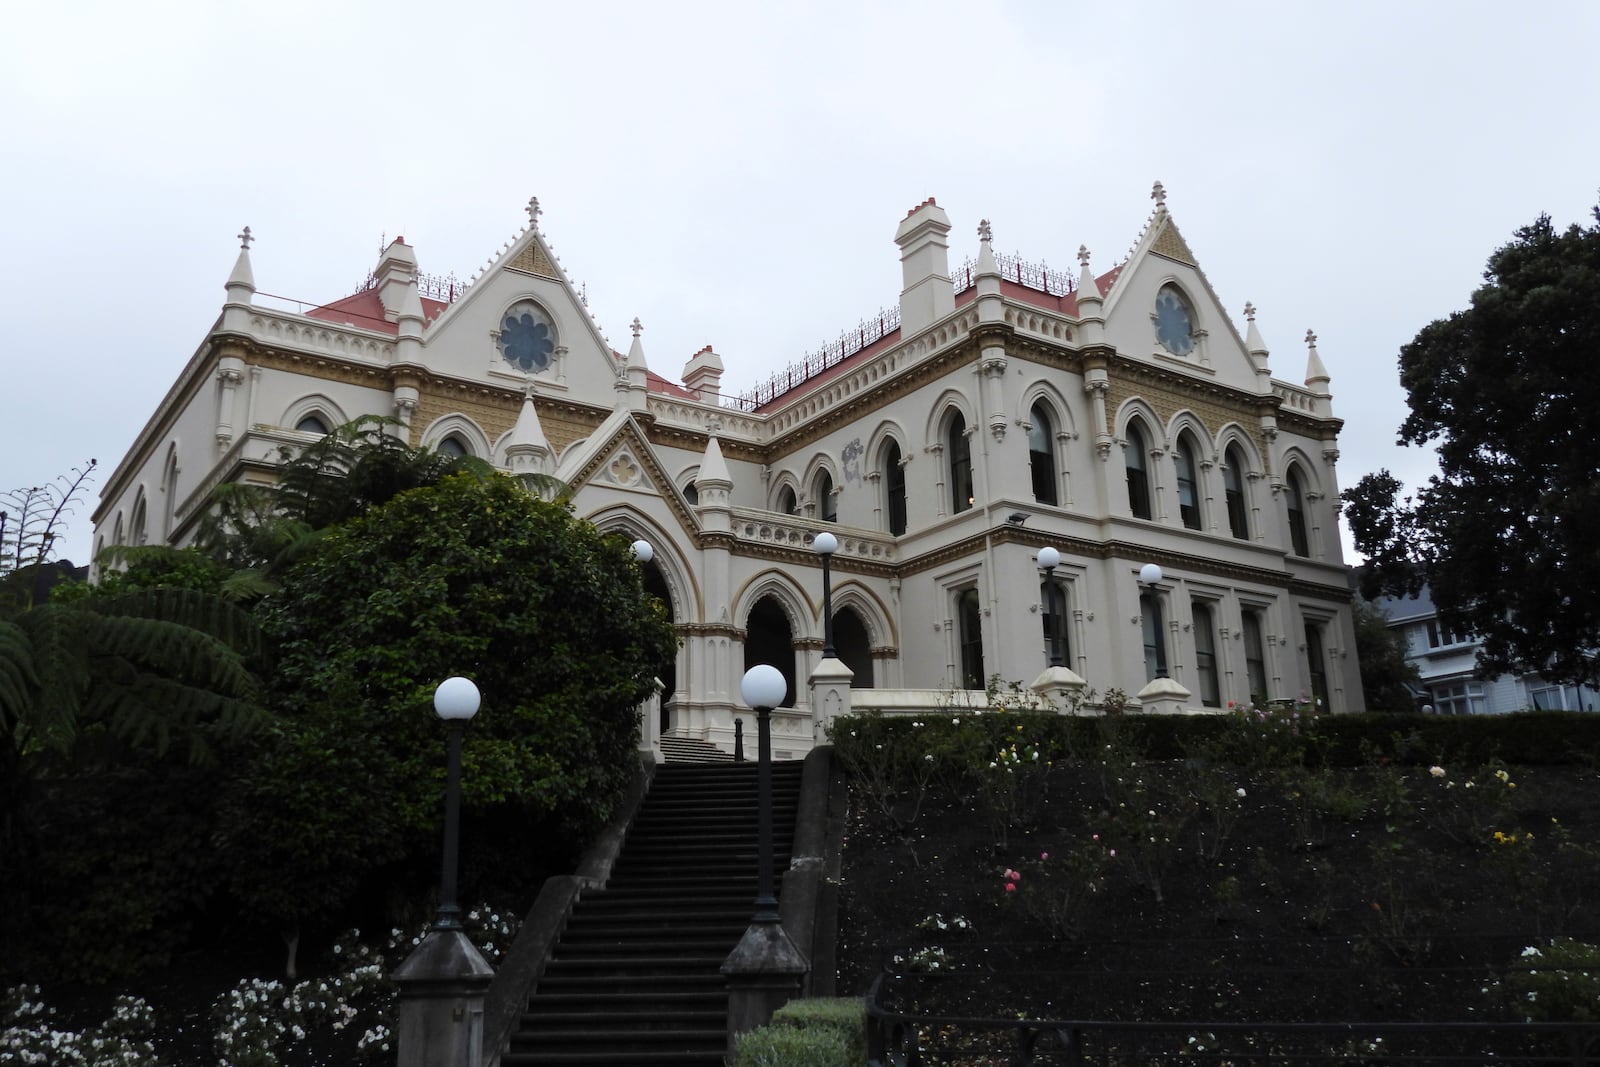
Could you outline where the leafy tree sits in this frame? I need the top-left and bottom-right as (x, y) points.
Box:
(1344, 200), (1600, 686)
(1350, 597), (1421, 712)
(1, 460), (95, 612)
(220, 472), (675, 970)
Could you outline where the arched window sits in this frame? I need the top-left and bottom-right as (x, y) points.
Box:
(833, 607), (874, 689)
(436, 435), (469, 458)
(1028, 402), (1058, 506)
(1175, 434), (1202, 530)
(295, 415), (330, 435)
(1141, 592), (1168, 680)
(1285, 467), (1310, 556)
(816, 470), (836, 523)
(883, 440), (907, 536)
(130, 496), (148, 547)
(1125, 421), (1152, 520)
(683, 481), (700, 505)
(1192, 601), (1220, 706)
(1223, 445), (1250, 540)
(957, 586), (984, 688)
(744, 597), (796, 708)
(948, 412), (973, 513)
(1305, 621), (1328, 709)
(776, 486), (798, 516)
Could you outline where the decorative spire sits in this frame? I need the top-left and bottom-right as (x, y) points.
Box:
(526, 196), (541, 225)
(1304, 328), (1330, 392)
(631, 316), (643, 339)
(1151, 180), (1168, 212)
(975, 218), (999, 278)
(1076, 245), (1101, 305)
(1244, 302), (1268, 357)
(977, 218), (992, 243)
(226, 225), (256, 298)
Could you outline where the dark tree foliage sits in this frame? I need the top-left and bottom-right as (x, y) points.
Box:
(1344, 200), (1600, 686)
(1350, 598), (1422, 712)
(221, 472), (675, 961)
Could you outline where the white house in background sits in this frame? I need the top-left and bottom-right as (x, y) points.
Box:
(92, 184), (1363, 756)
(1376, 586), (1597, 713)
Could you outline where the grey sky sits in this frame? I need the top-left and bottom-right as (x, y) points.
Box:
(4, 1), (1597, 566)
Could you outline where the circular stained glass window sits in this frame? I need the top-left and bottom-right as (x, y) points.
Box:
(498, 301), (556, 372)
(1154, 286), (1196, 356)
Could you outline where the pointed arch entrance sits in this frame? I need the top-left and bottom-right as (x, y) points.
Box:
(832, 606), (874, 688)
(639, 559), (677, 731)
(744, 596), (796, 707)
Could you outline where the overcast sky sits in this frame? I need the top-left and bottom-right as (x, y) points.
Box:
(3, 1), (1597, 566)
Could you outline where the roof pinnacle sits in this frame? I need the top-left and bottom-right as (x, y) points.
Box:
(1244, 301), (1256, 323)
(526, 197), (541, 225)
(1151, 180), (1167, 211)
(237, 226), (254, 251)
(631, 316), (643, 339)
(1077, 244), (1091, 268)
(977, 218), (992, 243)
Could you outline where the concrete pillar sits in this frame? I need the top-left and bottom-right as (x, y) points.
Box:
(392, 928), (495, 1067)
(722, 923), (809, 1057)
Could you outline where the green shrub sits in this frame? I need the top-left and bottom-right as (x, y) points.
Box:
(734, 1021), (855, 1067)
(771, 997), (867, 1063)
(1495, 939), (1600, 1022)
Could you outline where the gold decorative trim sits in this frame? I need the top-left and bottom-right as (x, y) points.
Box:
(507, 244), (558, 279)
(1150, 218), (1198, 267)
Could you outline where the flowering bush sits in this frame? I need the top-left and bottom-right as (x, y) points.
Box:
(1415, 761), (1520, 843)
(1007, 840), (1113, 940)
(1490, 940), (1600, 1022)
(1, 987), (165, 1066)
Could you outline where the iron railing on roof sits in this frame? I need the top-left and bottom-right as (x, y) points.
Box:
(732, 305), (902, 410)
(952, 251), (1079, 298)
(865, 976), (1600, 1066)
(352, 271), (469, 303)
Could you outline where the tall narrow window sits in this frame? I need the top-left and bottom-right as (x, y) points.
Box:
(1223, 445), (1250, 540)
(1029, 402), (1058, 506)
(1286, 468), (1310, 556)
(817, 470), (836, 522)
(948, 413), (974, 513)
(1141, 592), (1167, 680)
(1125, 421), (1152, 520)
(1305, 622), (1329, 709)
(1175, 435), (1201, 530)
(1192, 601), (1220, 706)
(1041, 576), (1070, 666)
(776, 486), (798, 515)
(957, 587), (985, 689)
(884, 440), (907, 535)
(1242, 611), (1268, 704)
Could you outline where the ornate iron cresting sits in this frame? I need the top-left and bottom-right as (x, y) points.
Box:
(733, 306), (903, 411)
(864, 975), (1600, 1066)
(952, 251), (1080, 298)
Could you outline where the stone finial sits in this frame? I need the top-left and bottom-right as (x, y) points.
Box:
(526, 197), (541, 224)
(1305, 329), (1318, 350)
(1244, 301), (1256, 323)
(1077, 244), (1091, 268)
(977, 218), (992, 243)
(238, 226), (254, 250)
(1151, 180), (1167, 209)
(631, 316), (643, 339)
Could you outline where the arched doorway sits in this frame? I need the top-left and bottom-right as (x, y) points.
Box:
(744, 596), (796, 707)
(640, 560), (677, 731)
(833, 606), (873, 688)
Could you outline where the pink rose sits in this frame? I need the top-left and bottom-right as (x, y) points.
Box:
(1005, 882), (1017, 893)
(1004, 868), (1021, 881)
(1040, 851), (1050, 861)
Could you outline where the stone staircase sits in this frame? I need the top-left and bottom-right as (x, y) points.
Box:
(500, 760), (804, 1065)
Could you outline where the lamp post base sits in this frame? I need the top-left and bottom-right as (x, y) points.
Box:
(392, 927), (495, 1067)
(721, 921), (810, 1056)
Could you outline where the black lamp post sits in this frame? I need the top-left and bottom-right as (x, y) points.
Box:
(739, 664), (787, 923)
(1139, 563), (1168, 679)
(1037, 545), (1062, 668)
(432, 676), (480, 931)
(814, 532), (838, 659)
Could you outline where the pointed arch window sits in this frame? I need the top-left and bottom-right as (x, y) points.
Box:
(1125, 421), (1153, 520)
(884, 440), (907, 536)
(1286, 467), (1310, 557)
(1223, 445), (1250, 540)
(776, 486), (798, 516)
(1028, 402), (1058, 506)
(1175, 434), (1202, 530)
(816, 470), (837, 523)
(683, 481), (700, 506)
(295, 415), (330, 435)
(948, 412), (974, 514)
(436, 435), (469, 458)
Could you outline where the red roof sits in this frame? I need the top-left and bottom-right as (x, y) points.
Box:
(304, 289), (448, 335)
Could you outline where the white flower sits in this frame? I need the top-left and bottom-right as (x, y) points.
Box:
(1236, 787), (1247, 797)
(1429, 765), (1446, 778)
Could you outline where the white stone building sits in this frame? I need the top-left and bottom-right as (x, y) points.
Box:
(93, 185), (1362, 756)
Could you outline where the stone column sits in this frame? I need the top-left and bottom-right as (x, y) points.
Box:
(392, 929), (495, 1067)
